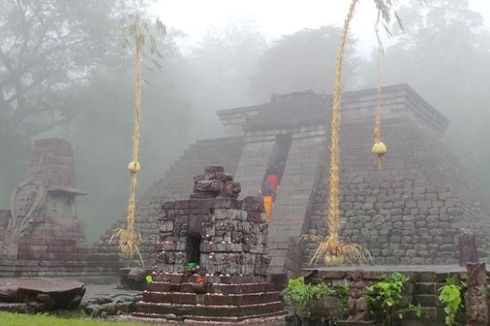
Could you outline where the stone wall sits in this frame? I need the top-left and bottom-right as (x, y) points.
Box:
(303, 96), (490, 267)
(27, 138), (77, 189)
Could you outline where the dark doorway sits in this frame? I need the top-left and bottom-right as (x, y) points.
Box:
(262, 133), (293, 195)
(186, 233), (201, 265)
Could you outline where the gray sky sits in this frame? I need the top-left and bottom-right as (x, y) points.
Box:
(153, 0), (490, 54)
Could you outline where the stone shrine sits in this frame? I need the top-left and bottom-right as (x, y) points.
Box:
(132, 167), (285, 324)
(0, 138), (118, 280)
(97, 84), (490, 283)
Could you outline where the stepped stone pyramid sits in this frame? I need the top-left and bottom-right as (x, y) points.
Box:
(96, 84), (490, 280)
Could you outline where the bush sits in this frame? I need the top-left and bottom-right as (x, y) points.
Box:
(282, 277), (346, 318)
(367, 272), (408, 326)
(439, 276), (464, 326)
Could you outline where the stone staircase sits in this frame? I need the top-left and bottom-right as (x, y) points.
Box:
(95, 137), (244, 264)
(404, 271), (456, 326)
(132, 276), (287, 324)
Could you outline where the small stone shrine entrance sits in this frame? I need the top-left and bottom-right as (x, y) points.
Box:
(132, 166), (286, 324)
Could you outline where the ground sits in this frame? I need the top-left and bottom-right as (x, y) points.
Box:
(0, 311), (147, 326)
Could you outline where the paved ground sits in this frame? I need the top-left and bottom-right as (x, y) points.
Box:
(82, 283), (140, 304)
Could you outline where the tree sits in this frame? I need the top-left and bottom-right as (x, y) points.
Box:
(250, 26), (362, 101)
(184, 20), (268, 139)
(365, 0), (490, 194)
(0, 0), (126, 205)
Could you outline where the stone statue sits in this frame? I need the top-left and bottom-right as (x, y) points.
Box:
(456, 229), (478, 266)
(347, 271), (369, 321)
(8, 180), (46, 236)
(465, 263), (488, 326)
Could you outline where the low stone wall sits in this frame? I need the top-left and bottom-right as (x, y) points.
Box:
(304, 267), (477, 326)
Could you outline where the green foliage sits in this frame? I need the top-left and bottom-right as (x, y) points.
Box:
(282, 277), (345, 317)
(282, 277), (315, 316)
(121, 13), (166, 71)
(0, 311), (148, 325)
(396, 302), (424, 321)
(439, 277), (463, 326)
(367, 272), (408, 326)
(334, 281), (350, 317)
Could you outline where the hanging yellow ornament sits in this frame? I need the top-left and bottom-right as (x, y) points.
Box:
(127, 161), (141, 173)
(372, 45), (387, 170)
(372, 141), (388, 169)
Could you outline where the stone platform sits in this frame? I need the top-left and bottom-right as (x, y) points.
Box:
(133, 275), (286, 324)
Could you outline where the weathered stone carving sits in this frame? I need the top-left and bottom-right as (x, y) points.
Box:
(347, 271), (369, 321)
(456, 229), (478, 266)
(190, 166), (241, 199)
(8, 180), (46, 236)
(465, 263), (488, 326)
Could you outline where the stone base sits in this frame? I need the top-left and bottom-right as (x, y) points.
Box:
(336, 321), (373, 326)
(132, 276), (286, 324)
(0, 256), (119, 282)
(123, 314), (286, 325)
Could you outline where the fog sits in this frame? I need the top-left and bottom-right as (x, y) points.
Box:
(1, 0), (489, 241)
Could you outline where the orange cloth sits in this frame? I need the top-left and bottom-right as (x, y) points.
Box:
(263, 195), (273, 224)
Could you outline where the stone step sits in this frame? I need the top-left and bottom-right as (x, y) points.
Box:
(413, 294), (439, 307)
(413, 282), (439, 295)
(143, 291), (281, 306)
(131, 310), (287, 324)
(400, 306), (440, 322)
(148, 282), (274, 295)
(135, 301), (284, 318)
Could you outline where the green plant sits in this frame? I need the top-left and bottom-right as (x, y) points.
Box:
(367, 272), (408, 326)
(397, 302), (424, 321)
(282, 277), (339, 317)
(439, 276), (463, 326)
(334, 281), (349, 317)
(282, 277), (314, 316)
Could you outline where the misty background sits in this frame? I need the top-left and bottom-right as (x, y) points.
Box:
(1, 0), (489, 241)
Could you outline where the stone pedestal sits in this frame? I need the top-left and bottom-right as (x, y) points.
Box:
(465, 263), (488, 326)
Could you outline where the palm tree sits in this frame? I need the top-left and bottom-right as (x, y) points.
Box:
(308, 0), (401, 265)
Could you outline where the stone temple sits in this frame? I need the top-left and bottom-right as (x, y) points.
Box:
(0, 138), (118, 279)
(96, 84), (490, 281)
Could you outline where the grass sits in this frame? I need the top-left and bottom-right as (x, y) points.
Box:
(0, 311), (149, 326)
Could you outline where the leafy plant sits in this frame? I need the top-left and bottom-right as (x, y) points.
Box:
(397, 302), (424, 321)
(334, 281), (349, 317)
(439, 276), (463, 326)
(367, 272), (408, 325)
(282, 277), (343, 317)
(282, 277), (315, 316)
